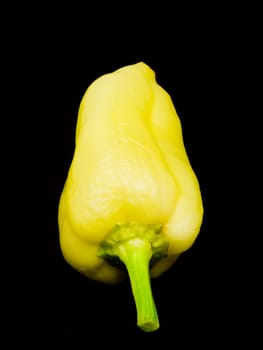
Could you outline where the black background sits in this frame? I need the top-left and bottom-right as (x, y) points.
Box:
(24, 11), (221, 347)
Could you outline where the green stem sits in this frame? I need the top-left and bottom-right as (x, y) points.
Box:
(118, 238), (159, 332)
(97, 223), (169, 332)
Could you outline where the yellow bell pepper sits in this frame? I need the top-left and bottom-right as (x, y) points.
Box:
(58, 62), (203, 332)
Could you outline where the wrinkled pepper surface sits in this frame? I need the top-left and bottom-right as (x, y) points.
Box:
(58, 62), (203, 332)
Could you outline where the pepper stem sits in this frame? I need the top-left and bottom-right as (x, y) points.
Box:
(97, 223), (169, 332)
(118, 238), (159, 332)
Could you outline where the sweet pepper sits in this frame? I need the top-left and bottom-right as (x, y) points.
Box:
(58, 62), (203, 332)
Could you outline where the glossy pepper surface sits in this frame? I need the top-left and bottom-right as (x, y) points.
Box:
(58, 62), (203, 332)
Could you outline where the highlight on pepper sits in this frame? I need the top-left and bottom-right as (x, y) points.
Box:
(58, 62), (204, 332)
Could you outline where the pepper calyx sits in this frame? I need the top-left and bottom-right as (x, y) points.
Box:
(97, 222), (169, 332)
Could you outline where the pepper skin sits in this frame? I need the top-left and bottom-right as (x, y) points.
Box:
(58, 62), (203, 332)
